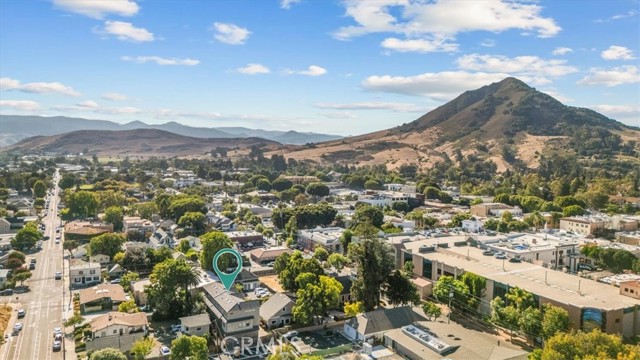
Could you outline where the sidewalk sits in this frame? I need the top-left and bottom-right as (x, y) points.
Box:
(62, 256), (78, 360)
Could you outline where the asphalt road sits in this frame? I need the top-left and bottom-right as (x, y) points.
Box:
(2, 171), (70, 360)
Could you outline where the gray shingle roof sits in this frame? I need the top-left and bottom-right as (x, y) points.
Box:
(259, 293), (293, 320)
(347, 306), (426, 336)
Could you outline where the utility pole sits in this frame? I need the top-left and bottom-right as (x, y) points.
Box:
(447, 291), (454, 324)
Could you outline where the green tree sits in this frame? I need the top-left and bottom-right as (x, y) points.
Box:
(7, 251), (26, 262)
(177, 238), (191, 253)
(339, 229), (353, 250)
(344, 301), (364, 317)
(256, 178), (271, 191)
(89, 348), (127, 360)
(6, 257), (24, 269)
(271, 177), (293, 192)
(178, 211), (207, 235)
(63, 313), (85, 328)
(490, 297), (519, 341)
(353, 204), (384, 228)
(170, 336), (192, 360)
(460, 272), (486, 310)
(384, 270), (420, 307)
(562, 205), (586, 217)
(505, 286), (535, 311)
(147, 259), (201, 320)
(67, 190), (99, 218)
(120, 271), (140, 293)
(349, 228), (394, 311)
(449, 213), (472, 227)
(432, 275), (470, 311)
(313, 246), (329, 262)
(199, 231), (233, 271)
(118, 299), (139, 313)
(267, 344), (297, 360)
(11, 225), (41, 250)
(402, 260), (414, 276)
(422, 301), (442, 321)
(104, 206), (124, 231)
(13, 271), (32, 286)
(306, 182), (330, 197)
(33, 180), (47, 198)
(276, 251), (324, 292)
(519, 307), (542, 341)
(293, 275), (343, 325)
(168, 195), (206, 220)
(63, 239), (79, 257)
(541, 304), (569, 340)
(88, 233), (126, 258)
(533, 330), (638, 360)
(131, 337), (154, 360)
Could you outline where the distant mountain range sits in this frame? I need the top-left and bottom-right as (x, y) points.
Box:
(3, 128), (278, 156)
(276, 77), (640, 171)
(0, 115), (342, 147)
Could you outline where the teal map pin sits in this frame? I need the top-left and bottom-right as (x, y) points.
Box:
(212, 248), (243, 291)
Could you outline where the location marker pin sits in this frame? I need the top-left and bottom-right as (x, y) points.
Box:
(212, 248), (243, 291)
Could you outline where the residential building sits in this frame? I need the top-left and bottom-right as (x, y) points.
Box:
(283, 175), (319, 185)
(123, 216), (155, 236)
(344, 306), (425, 343)
(359, 191), (409, 208)
(560, 216), (606, 236)
(0, 269), (9, 287)
(70, 261), (101, 287)
(148, 228), (174, 249)
(89, 254), (110, 267)
(609, 216), (638, 232)
(207, 212), (236, 232)
(461, 218), (483, 233)
(131, 279), (152, 306)
(298, 227), (345, 253)
(470, 203), (523, 218)
(227, 231), (264, 249)
(64, 221), (113, 242)
(200, 282), (261, 343)
(86, 312), (148, 354)
(235, 269), (260, 292)
(78, 284), (128, 315)
(249, 247), (291, 265)
(400, 239), (640, 338)
(179, 314), (211, 337)
(0, 218), (11, 234)
(484, 234), (580, 270)
(617, 232), (640, 246)
(260, 293), (294, 330)
(620, 281), (640, 300)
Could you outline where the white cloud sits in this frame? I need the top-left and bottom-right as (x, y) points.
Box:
(552, 47), (573, 56)
(601, 45), (636, 60)
(595, 9), (638, 23)
(588, 104), (640, 125)
(0, 77), (80, 96)
(121, 56), (200, 66)
(98, 21), (155, 42)
(361, 71), (510, 100)
(0, 100), (41, 111)
(101, 92), (128, 101)
(480, 39), (496, 48)
(456, 54), (578, 82)
(284, 65), (327, 76)
(237, 63), (271, 75)
(334, 0), (560, 52)
(381, 37), (458, 53)
(315, 101), (426, 112)
(76, 100), (99, 108)
(578, 66), (640, 86)
(53, 0), (139, 19)
(212, 22), (251, 45)
(280, 0), (301, 9)
(321, 112), (357, 119)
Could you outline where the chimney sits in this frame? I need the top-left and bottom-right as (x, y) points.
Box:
(108, 314), (112, 321)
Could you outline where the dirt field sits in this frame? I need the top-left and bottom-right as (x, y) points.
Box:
(0, 305), (12, 344)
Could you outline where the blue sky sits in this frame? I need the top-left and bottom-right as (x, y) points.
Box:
(0, 0), (638, 136)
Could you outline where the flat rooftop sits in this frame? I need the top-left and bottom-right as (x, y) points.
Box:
(404, 239), (640, 310)
(384, 320), (528, 360)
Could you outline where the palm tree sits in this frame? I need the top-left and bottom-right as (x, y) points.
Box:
(505, 286), (534, 311)
(179, 261), (202, 311)
(529, 211), (546, 230)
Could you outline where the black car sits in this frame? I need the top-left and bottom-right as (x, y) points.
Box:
(0, 289), (13, 296)
(509, 257), (522, 263)
(482, 250), (495, 256)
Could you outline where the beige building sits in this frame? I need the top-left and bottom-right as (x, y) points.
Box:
(86, 312), (148, 354)
(560, 217), (606, 236)
(132, 279), (152, 306)
(0, 218), (11, 234)
(620, 281), (640, 300)
(470, 203), (522, 218)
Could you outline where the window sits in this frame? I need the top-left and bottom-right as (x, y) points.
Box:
(79, 271), (84, 275)
(196, 327), (201, 331)
(101, 331), (106, 337)
(282, 308), (286, 312)
(625, 288), (629, 292)
(113, 330), (117, 334)
(90, 270), (95, 274)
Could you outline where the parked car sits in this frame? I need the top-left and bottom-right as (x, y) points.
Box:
(160, 346), (171, 355)
(53, 327), (62, 336)
(110, 278), (121, 284)
(52, 341), (61, 351)
(29, 263), (36, 270)
(54, 272), (62, 280)
(482, 250), (495, 256)
(17, 309), (25, 318)
(494, 252), (507, 260)
(14, 323), (23, 331)
(0, 289), (13, 296)
(509, 257), (522, 263)
(283, 330), (298, 340)
(54, 333), (62, 341)
(170, 324), (182, 333)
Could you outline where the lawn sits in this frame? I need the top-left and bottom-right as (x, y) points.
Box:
(0, 305), (12, 344)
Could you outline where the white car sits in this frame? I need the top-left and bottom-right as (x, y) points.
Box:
(14, 323), (23, 331)
(53, 327), (62, 335)
(160, 346), (171, 355)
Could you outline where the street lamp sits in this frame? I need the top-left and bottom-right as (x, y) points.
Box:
(447, 291), (454, 324)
